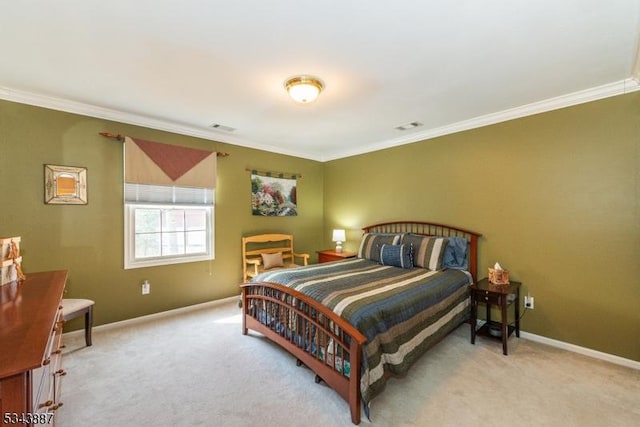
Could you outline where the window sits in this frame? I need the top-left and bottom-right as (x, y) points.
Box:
(122, 136), (217, 269)
(124, 184), (214, 269)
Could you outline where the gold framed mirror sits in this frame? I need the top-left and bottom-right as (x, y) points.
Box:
(44, 164), (88, 205)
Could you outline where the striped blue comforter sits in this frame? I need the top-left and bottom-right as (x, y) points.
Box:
(253, 258), (472, 405)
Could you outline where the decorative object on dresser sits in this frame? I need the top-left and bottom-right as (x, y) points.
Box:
(1, 236), (25, 286)
(44, 164), (88, 205)
(316, 249), (357, 263)
(470, 277), (521, 355)
(61, 299), (95, 347)
(0, 270), (68, 426)
(331, 229), (346, 253)
(241, 221), (481, 424)
(241, 234), (310, 282)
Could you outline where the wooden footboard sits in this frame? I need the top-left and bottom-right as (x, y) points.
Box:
(241, 282), (367, 424)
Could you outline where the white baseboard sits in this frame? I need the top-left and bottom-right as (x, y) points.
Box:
(520, 331), (640, 370)
(62, 295), (239, 339)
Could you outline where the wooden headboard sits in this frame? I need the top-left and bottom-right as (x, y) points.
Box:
(362, 221), (482, 282)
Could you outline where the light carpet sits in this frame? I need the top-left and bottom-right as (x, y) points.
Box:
(57, 300), (639, 427)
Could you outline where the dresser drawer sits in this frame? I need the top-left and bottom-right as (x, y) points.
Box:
(317, 250), (357, 263)
(32, 307), (65, 423)
(319, 253), (341, 263)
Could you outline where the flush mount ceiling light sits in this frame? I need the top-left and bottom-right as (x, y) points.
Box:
(284, 75), (324, 104)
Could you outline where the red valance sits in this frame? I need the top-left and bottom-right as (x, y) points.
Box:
(124, 137), (216, 188)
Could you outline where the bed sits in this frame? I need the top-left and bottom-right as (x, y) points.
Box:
(240, 221), (481, 424)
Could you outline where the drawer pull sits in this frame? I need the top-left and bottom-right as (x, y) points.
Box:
(55, 369), (67, 376)
(51, 402), (64, 411)
(42, 358), (51, 366)
(39, 400), (53, 409)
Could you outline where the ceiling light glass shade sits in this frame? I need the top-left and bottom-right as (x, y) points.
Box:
(284, 75), (324, 103)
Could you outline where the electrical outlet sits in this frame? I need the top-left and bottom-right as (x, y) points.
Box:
(142, 280), (150, 295)
(524, 295), (534, 309)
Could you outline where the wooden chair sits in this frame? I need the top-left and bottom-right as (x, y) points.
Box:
(242, 233), (309, 282)
(62, 298), (94, 347)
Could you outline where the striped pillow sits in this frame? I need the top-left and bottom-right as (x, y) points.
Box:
(357, 233), (402, 262)
(400, 234), (448, 270)
(379, 243), (413, 269)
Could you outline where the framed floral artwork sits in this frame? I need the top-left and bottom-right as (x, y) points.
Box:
(251, 171), (297, 216)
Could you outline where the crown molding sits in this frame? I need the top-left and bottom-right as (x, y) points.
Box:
(1, 79), (638, 163)
(0, 86), (315, 160)
(321, 78), (640, 161)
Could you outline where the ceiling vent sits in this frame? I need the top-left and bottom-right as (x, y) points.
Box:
(394, 121), (423, 131)
(209, 123), (236, 132)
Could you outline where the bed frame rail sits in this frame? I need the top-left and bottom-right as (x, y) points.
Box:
(241, 282), (367, 424)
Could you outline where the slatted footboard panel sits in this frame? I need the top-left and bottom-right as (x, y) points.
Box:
(241, 282), (367, 424)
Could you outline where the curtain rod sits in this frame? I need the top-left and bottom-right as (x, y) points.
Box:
(245, 167), (302, 179)
(98, 132), (230, 157)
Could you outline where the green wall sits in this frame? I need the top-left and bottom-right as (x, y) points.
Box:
(323, 91), (640, 361)
(2, 91), (638, 362)
(0, 100), (324, 327)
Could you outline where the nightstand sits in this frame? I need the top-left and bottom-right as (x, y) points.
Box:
(470, 277), (521, 355)
(317, 249), (357, 263)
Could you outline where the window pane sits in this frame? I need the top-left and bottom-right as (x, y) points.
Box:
(125, 203), (214, 269)
(163, 210), (185, 232)
(162, 231), (185, 256)
(135, 233), (161, 258)
(185, 209), (207, 231)
(185, 230), (207, 254)
(135, 209), (161, 233)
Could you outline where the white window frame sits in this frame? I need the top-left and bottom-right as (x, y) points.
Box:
(124, 203), (214, 269)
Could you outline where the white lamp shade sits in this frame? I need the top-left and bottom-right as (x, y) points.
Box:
(332, 229), (346, 242)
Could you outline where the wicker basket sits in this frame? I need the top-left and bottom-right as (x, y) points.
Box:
(488, 267), (509, 285)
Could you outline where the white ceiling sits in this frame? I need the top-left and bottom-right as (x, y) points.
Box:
(1, 1), (639, 161)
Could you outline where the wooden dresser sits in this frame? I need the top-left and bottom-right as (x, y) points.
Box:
(0, 270), (67, 426)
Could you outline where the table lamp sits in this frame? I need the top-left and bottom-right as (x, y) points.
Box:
(332, 229), (346, 253)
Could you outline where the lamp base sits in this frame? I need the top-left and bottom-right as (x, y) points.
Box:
(335, 243), (343, 253)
